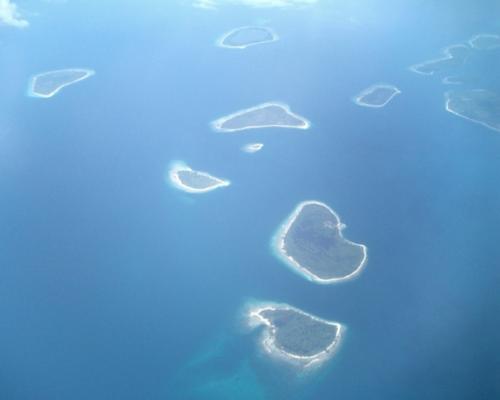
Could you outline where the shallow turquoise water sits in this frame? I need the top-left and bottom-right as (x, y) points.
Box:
(0, 1), (499, 399)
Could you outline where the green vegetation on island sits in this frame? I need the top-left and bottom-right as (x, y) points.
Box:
(259, 307), (340, 358)
(277, 201), (367, 283)
(169, 162), (230, 193)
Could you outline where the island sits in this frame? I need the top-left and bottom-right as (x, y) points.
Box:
(217, 26), (278, 49)
(242, 143), (264, 153)
(409, 44), (470, 76)
(445, 89), (500, 133)
(353, 84), (401, 108)
(469, 34), (500, 50)
(168, 162), (230, 193)
(247, 302), (343, 368)
(273, 201), (367, 283)
(212, 102), (310, 132)
(28, 68), (95, 98)
(442, 75), (463, 85)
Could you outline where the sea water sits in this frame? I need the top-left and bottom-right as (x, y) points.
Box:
(0, 1), (499, 399)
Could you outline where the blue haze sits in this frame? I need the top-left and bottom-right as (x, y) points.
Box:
(0, 1), (499, 399)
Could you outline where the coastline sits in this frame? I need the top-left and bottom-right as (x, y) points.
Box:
(211, 102), (311, 132)
(445, 90), (500, 133)
(408, 44), (470, 76)
(27, 68), (95, 98)
(271, 200), (368, 284)
(215, 26), (279, 49)
(168, 161), (231, 194)
(352, 84), (401, 108)
(247, 301), (344, 368)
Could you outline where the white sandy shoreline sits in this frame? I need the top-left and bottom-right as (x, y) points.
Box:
(408, 44), (470, 76)
(247, 301), (343, 368)
(27, 68), (95, 99)
(242, 143), (264, 153)
(168, 161), (231, 194)
(352, 84), (401, 108)
(215, 26), (279, 49)
(272, 200), (368, 284)
(444, 90), (500, 133)
(211, 102), (310, 132)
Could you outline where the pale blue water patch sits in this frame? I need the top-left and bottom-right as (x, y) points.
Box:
(0, 1), (499, 399)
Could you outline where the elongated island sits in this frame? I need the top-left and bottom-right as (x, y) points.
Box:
(212, 102), (310, 132)
(353, 84), (401, 108)
(273, 201), (367, 283)
(248, 302), (343, 368)
(168, 162), (230, 193)
(242, 143), (264, 153)
(28, 68), (95, 98)
(217, 26), (278, 49)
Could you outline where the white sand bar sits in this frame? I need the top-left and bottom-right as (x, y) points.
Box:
(442, 75), (463, 85)
(216, 26), (278, 49)
(353, 84), (401, 108)
(28, 68), (95, 98)
(247, 301), (343, 368)
(168, 161), (230, 194)
(273, 201), (367, 284)
(242, 143), (264, 153)
(212, 102), (310, 132)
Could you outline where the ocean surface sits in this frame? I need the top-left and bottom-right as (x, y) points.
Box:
(1, 1), (499, 399)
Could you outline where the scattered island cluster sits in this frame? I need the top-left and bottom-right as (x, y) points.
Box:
(167, 102), (309, 193)
(242, 200), (366, 367)
(24, 16), (499, 376)
(206, 26), (372, 369)
(409, 33), (500, 133)
(161, 24), (370, 365)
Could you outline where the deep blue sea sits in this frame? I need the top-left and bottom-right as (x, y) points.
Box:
(1, 1), (499, 399)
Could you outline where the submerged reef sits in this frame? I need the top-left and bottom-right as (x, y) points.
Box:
(409, 44), (470, 76)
